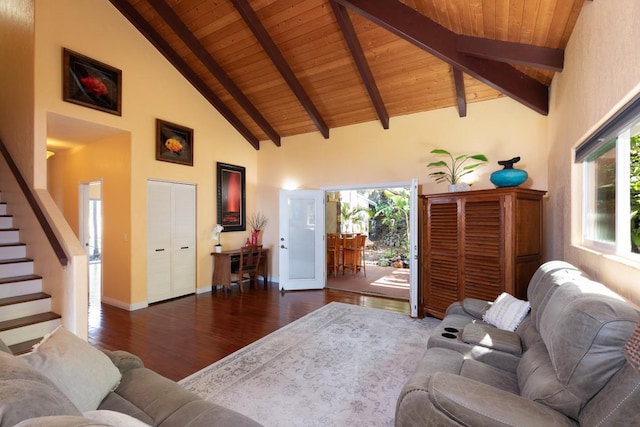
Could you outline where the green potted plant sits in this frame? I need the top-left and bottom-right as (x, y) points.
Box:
(427, 149), (488, 192)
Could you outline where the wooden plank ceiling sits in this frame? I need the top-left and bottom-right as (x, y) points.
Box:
(110, 0), (587, 149)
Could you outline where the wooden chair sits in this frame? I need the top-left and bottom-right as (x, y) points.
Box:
(326, 233), (339, 277)
(230, 245), (263, 292)
(341, 236), (359, 276)
(355, 234), (366, 277)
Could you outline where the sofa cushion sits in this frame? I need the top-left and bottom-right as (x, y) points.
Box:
(518, 282), (640, 420)
(427, 372), (576, 427)
(483, 292), (530, 332)
(22, 327), (121, 412)
(0, 350), (81, 426)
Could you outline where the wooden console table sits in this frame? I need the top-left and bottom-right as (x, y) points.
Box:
(211, 248), (269, 291)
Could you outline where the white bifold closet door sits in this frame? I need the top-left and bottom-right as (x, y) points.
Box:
(147, 180), (196, 303)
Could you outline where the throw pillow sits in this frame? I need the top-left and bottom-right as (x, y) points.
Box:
(0, 350), (81, 426)
(483, 292), (531, 332)
(83, 410), (152, 426)
(22, 326), (121, 412)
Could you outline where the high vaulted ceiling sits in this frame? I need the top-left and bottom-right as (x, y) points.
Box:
(109, 0), (587, 149)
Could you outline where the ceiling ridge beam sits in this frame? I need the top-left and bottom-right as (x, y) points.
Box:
(148, 0), (281, 147)
(333, 0), (549, 115)
(230, 0), (330, 139)
(457, 36), (564, 72)
(330, 1), (389, 130)
(452, 67), (467, 118)
(108, 0), (260, 149)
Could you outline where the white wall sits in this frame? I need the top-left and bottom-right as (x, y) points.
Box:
(548, 0), (640, 305)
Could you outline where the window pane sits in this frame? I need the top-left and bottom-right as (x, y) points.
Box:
(586, 139), (616, 243)
(631, 134), (640, 253)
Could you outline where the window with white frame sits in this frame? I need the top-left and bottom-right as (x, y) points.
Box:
(577, 94), (640, 257)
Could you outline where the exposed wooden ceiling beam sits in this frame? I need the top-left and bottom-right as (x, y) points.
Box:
(148, 0), (281, 147)
(457, 36), (564, 72)
(330, 1), (389, 130)
(108, 0), (260, 149)
(334, 0), (549, 115)
(452, 68), (467, 118)
(231, 0), (329, 139)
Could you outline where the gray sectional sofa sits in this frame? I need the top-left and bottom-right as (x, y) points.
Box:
(0, 328), (261, 426)
(396, 260), (640, 426)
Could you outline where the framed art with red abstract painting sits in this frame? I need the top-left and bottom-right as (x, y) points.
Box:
(217, 162), (246, 232)
(62, 48), (122, 116)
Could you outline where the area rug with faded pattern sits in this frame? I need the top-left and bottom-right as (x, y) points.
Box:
(179, 302), (440, 427)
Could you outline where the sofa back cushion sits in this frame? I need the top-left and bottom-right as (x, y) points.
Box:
(518, 281), (639, 420)
(516, 261), (587, 350)
(527, 261), (587, 328)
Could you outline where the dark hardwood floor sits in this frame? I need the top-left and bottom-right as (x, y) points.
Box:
(88, 283), (409, 382)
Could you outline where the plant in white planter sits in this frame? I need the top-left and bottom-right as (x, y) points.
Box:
(427, 149), (488, 192)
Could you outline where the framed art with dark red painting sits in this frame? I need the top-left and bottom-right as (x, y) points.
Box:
(217, 162), (246, 232)
(155, 119), (194, 166)
(62, 48), (122, 116)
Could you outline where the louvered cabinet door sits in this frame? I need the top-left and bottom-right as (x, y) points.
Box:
(423, 198), (461, 318)
(419, 188), (546, 319)
(462, 196), (506, 301)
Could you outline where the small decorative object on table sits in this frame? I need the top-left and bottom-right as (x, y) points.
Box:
(211, 224), (224, 252)
(427, 148), (488, 192)
(248, 212), (268, 245)
(490, 157), (528, 187)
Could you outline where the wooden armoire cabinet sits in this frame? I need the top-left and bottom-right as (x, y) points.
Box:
(419, 187), (546, 319)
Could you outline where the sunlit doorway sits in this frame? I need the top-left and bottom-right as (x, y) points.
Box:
(324, 184), (412, 301)
(80, 181), (102, 307)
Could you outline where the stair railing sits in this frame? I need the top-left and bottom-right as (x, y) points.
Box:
(0, 138), (68, 265)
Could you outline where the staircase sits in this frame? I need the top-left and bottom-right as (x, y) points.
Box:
(0, 198), (61, 354)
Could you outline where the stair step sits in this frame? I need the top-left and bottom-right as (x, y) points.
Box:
(0, 275), (43, 299)
(9, 337), (42, 355)
(0, 258), (33, 278)
(0, 292), (51, 323)
(0, 229), (19, 244)
(0, 312), (61, 345)
(0, 203), (7, 216)
(0, 292), (50, 307)
(0, 242), (26, 260)
(0, 215), (13, 229)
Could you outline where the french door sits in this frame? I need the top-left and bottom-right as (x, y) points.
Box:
(278, 189), (325, 291)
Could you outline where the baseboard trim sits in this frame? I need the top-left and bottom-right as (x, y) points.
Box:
(100, 296), (148, 312)
(196, 285), (212, 294)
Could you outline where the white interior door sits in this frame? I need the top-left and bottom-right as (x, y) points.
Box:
(147, 181), (173, 303)
(409, 178), (419, 317)
(171, 183), (196, 297)
(279, 189), (325, 291)
(147, 181), (196, 303)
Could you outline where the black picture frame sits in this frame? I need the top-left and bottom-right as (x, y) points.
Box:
(155, 119), (194, 166)
(217, 162), (246, 232)
(62, 48), (122, 116)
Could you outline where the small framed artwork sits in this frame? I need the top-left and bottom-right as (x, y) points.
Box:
(155, 119), (194, 166)
(217, 162), (246, 232)
(62, 48), (122, 116)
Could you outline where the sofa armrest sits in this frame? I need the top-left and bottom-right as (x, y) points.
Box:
(101, 350), (144, 375)
(461, 298), (492, 319)
(461, 323), (523, 355)
(445, 298), (492, 320)
(428, 372), (576, 427)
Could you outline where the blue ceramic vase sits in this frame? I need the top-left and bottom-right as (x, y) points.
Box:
(490, 169), (528, 187)
(490, 157), (528, 187)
